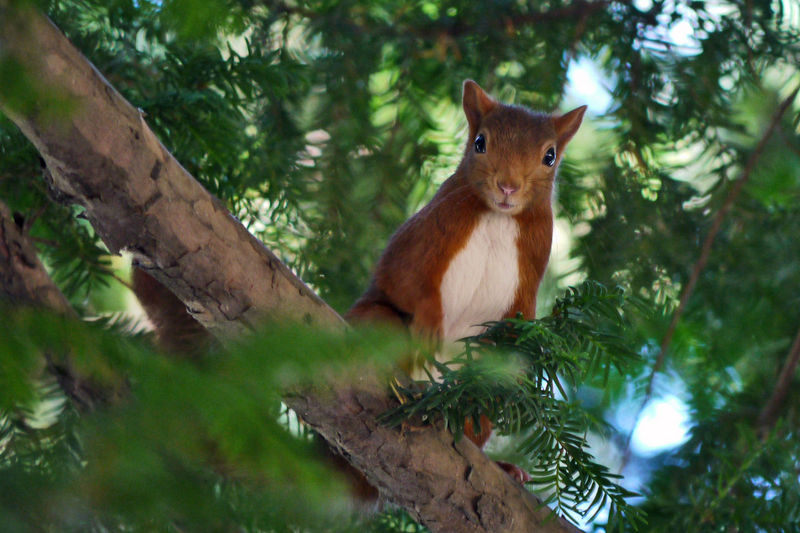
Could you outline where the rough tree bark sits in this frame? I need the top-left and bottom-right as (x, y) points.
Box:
(0, 199), (118, 410)
(0, 3), (582, 532)
(0, 199), (74, 315)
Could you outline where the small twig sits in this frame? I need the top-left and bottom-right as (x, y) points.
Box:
(757, 327), (800, 435)
(109, 269), (133, 291)
(621, 84), (800, 466)
(28, 235), (61, 248)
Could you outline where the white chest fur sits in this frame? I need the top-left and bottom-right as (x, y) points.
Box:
(440, 211), (520, 340)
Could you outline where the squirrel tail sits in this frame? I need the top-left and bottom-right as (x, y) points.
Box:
(345, 287), (411, 328)
(131, 267), (382, 503)
(131, 267), (211, 356)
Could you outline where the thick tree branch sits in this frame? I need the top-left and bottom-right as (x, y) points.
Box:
(0, 3), (581, 532)
(0, 200), (75, 315)
(0, 199), (115, 410)
(291, 374), (582, 533)
(0, 2), (343, 340)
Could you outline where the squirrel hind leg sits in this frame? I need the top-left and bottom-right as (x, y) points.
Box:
(464, 415), (531, 484)
(346, 298), (420, 374)
(464, 414), (493, 449)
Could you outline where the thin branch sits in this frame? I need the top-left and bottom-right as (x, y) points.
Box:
(109, 269), (133, 291)
(757, 326), (800, 434)
(622, 84), (800, 465)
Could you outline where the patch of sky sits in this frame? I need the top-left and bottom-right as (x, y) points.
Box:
(565, 56), (613, 115)
(632, 0), (740, 56)
(612, 367), (692, 459)
(630, 394), (691, 455)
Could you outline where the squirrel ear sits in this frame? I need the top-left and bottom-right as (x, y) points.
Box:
(553, 105), (587, 148)
(462, 80), (497, 133)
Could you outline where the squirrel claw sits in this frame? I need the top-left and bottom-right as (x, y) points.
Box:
(400, 420), (426, 432)
(495, 461), (532, 484)
(389, 377), (407, 404)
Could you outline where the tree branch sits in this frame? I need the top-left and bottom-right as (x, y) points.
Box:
(0, 3), (582, 531)
(0, 2), (343, 340)
(0, 198), (116, 410)
(757, 326), (800, 434)
(655, 85), (799, 382)
(0, 200), (75, 315)
(622, 84), (800, 464)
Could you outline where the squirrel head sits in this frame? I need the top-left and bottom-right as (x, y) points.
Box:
(459, 79), (586, 215)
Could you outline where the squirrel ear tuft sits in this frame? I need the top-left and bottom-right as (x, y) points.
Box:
(553, 105), (587, 148)
(462, 80), (497, 134)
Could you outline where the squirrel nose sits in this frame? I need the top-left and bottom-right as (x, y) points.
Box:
(498, 182), (518, 196)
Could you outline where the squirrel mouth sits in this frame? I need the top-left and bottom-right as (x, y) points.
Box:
(496, 200), (515, 211)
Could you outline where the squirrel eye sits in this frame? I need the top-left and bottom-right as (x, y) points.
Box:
(474, 134), (486, 154)
(543, 147), (556, 167)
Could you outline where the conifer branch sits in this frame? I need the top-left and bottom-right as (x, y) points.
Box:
(382, 282), (645, 528)
(0, 199), (116, 411)
(757, 326), (800, 434)
(622, 84), (800, 464)
(0, 3), (585, 531)
(265, 0), (615, 40)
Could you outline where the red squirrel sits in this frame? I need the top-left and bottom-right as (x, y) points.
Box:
(132, 79), (585, 490)
(346, 80), (586, 480)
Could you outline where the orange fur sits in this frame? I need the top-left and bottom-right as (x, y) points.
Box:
(347, 80), (586, 463)
(347, 81), (584, 338)
(131, 267), (210, 356)
(130, 79), (586, 496)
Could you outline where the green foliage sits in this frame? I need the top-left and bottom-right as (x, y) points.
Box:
(367, 508), (430, 533)
(382, 282), (648, 527)
(619, 406), (800, 532)
(0, 56), (76, 121)
(1, 0), (800, 531)
(0, 307), (412, 531)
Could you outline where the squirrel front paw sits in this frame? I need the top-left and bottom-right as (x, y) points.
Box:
(495, 460), (532, 484)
